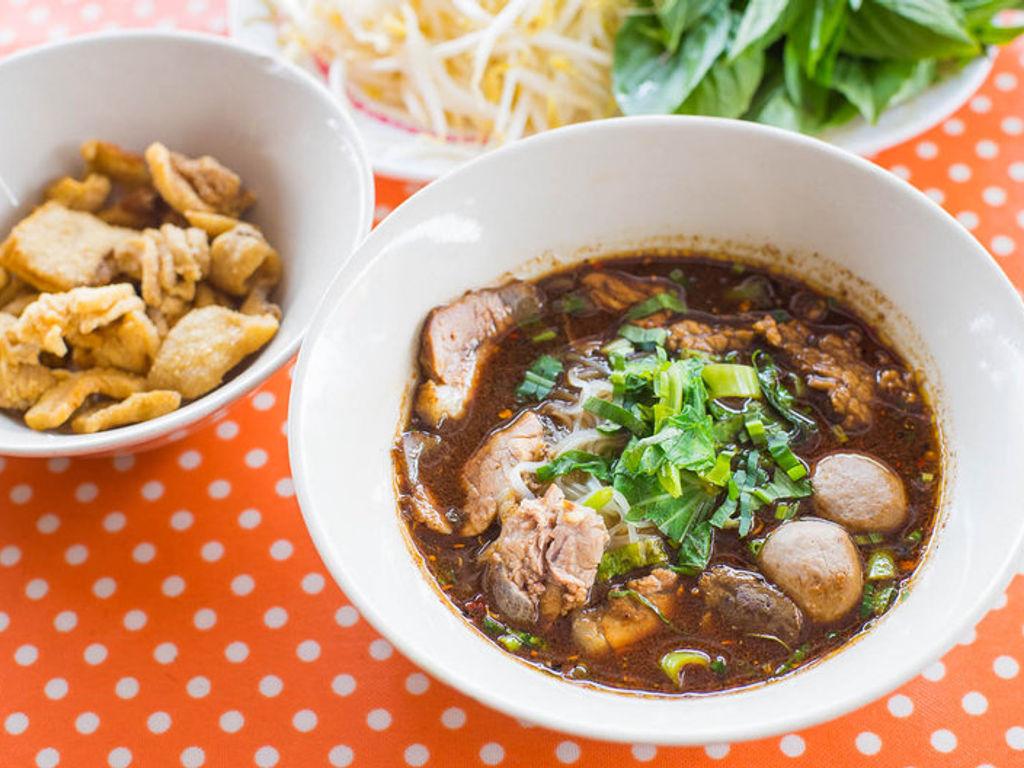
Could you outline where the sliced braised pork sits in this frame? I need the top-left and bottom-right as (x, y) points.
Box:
(415, 281), (542, 426)
(581, 270), (679, 313)
(399, 431), (452, 535)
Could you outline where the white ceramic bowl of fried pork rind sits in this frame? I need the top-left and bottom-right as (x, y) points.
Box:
(0, 30), (373, 456)
(289, 116), (1024, 745)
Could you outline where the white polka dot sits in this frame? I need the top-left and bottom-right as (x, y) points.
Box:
(1003, 116), (1023, 135)
(103, 512), (126, 533)
(890, 165), (910, 180)
(992, 591), (1009, 610)
(147, 711), (171, 734)
(116, 677), (139, 699)
(931, 728), (957, 753)
(280, 419), (288, 435)
(153, 642), (177, 664)
(36, 748), (59, 768)
(996, 72), (1018, 91)
(107, 747), (131, 768)
(238, 509), (261, 529)
(93, 577), (117, 599)
(630, 744), (656, 762)
(297, 639), (321, 662)
(292, 709), (317, 732)
(219, 710), (244, 733)
(1010, 162), (1024, 182)
(916, 141), (937, 159)
(275, 477), (294, 497)
(263, 606), (288, 629)
(65, 544), (88, 565)
(405, 672), (429, 695)
(112, 454), (135, 472)
(177, 450), (202, 470)
(141, 481), (164, 501)
(957, 211), (979, 230)
(335, 605), (359, 627)
(26, 578), (48, 600)
(441, 707), (465, 729)
(45, 678), (68, 700)
(984, 186), (1007, 206)
(75, 482), (98, 503)
(971, 95), (992, 113)
(329, 746), (354, 767)
(47, 457), (70, 473)
(194, 608), (217, 630)
(922, 661), (946, 681)
(332, 674), (356, 697)
(54, 610), (77, 632)
(216, 421), (239, 440)
(962, 691), (988, 715)
(992, 235), (1016, 256)
(75, 712), (100, 735)
(925, 187), (945, 204)
(245, 448), (268, 468)
(1007, 726), (1024, 750)
(162, 513), (192, 537)
(0, 611), (8, 631)
(200, 541), (225, 562)
(887, 694), (913, 717)
(704, 743), (730, 759)
(555, 741), (580, 764)
(27, 5), (50, 23)
(855, 731), (881, 755)
(779, 734), (805, 757)
(162, 576), (185, 597)
(949, 163), (972, 182)
(123, 609), (147, 631)
(132, 542), (156, 563)
(10, 484), (32, 504)
(225, 641), (249, 663)
(254, 746), (279, 767)
(187, 0), (208, 14)
(1, 545), (21, 566)
(36, 513), (59, 534)
(15, 643), (38, 665)
(976, 139), (999, 159)
(302, 572), (325, 594)
(84, 643), (108, 665)
(944, 118), (965, 135)
(207, 480), (231, 499)
(478, 743), (505, 765)
(252, 391), (276, 410)
(370, 638), (393, 660)
(180, 747), (204, 768)
(367, 708), (392, 731)
(186, 676), (210, 698)
(995, 655), (1019, 679)
(259, 675), (284, 697)
(404, 744), (429, 766)
(959, 624), (978, 645)
(231, 574), (255, 596)
(269, 539), (293, 560)
(5, 712), (28, 734)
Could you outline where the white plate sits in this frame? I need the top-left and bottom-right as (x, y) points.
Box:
(229, 0), (993, 181)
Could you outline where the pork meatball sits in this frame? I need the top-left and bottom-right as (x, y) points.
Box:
(812, 452), (908, 533)
(759, 519), (863, 623)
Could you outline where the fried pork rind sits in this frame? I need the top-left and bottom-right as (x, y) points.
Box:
(1, 291), (40, 317)
(45, 174), (112, 212)
(239, 284), (282, 321)
(97, 186), (167, 229)
(71, 390), (181, 434)
(81, 140), (150, 186)
(209, 223), (281, 296)
(145, 142), (254, 217)
(114, 224), (210, 320)
(70, 308), (161, 374)
(148, 306), (278, 399)
(0, 313), (64, 410)
(0, 202), (135, 291)
(0, 269), (31, 309)
(24, 368), (145, 430)
(184, 210), (239, 237)
(194, 282), (234, 309)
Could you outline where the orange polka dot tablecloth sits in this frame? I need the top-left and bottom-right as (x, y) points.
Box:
(2, 5), (1024, 768)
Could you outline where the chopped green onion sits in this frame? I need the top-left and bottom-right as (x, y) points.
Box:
(596, 539), (668, 580)
(583, 397), (648, 436)
(515, 355), (562, 401)
(744, 413), (767, 446)
(530, 328), (557, 343)
(831, 424), (849, 443)
(625, 292), (687, 321)
(921, 472), (935, 483)
(747, 538), (765, 558)
(853, 532), (886, 545)
(583, 486), (615, 511)
(481, 614), (544, 649)
(701, 451), (734, 487)
(709, 657), (727, 676)
(767, 437), (808, 481)
(775, 643), (809, 674)
(618, 324), (668, 349)
(872, 583), (897, 615)
(701, 364), (762, 399)
(557, 293), (588, 315)
(905, 529), (923, 544)
(775, 501), (799, 520)
(497, 633), (524, 652)
(669, 268), (685, 284)
(602, 337), (634, 359)
(660, 649), (710, 686)
(866, 550), (897, 581)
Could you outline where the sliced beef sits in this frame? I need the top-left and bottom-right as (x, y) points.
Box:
(400, 431), (451, 534)
(484, 485), (608, 626)
(572, 568), (679, 656)
(699, 565), (804, 646)
(754, 315), (875, 429)
(415, 281), (542, 426)
(460, 411), (547, 536)
(581, 270), (679, 313)
(667, 319), (755, 355)
(811, 451), (908, 533)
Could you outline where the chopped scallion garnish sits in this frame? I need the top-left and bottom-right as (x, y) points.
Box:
(702, 364), (762, 399)
(618, 323), (668, 349)
(530, 328), (557, 343)
(625, 292), (687, 321)
(866, 550), (897, 581)
(515, 355), (562, 401)
(583, 397), (649, 436)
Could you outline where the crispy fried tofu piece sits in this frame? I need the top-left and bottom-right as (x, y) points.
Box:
(70, 308), (161, 374)
(0, 202), (135, 291)
(8, 284), (142, 359)
(45, 174), (111, 212)
(24, 368), (144, 430)
(71, 390), (181, 433)
(114, 224), (209, 318)
(147, 306), (278, 398)
(0, 313), (63, 410)
(184, 210), (239, 237)
(209, 223), (281, 296)
(81, 140), (150, 186)
(145, 143), (254, 217)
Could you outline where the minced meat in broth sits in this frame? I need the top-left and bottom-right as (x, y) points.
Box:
(395, 255), (941, 695)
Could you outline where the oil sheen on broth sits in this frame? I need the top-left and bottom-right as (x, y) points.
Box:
(394, 255), (940, 695)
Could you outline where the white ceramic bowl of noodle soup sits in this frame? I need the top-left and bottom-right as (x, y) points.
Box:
(289, 117), (1024, 744)
(0, 30), (373, 457)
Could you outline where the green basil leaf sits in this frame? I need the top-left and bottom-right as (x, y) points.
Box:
(676, 520), (715, 575)
(656, 0), (721, 52)
(729, 0), (795, 60)
(783, 36), (832, 120)
(614, 2), (731, 115)
(843, 0), (980, 60)
(677, 45), (766, 117)
(971, 23), (1024, 44)
(951, 0), (1022, 28)
(829, 56), (933, 121)
(789, 0), (848, 77)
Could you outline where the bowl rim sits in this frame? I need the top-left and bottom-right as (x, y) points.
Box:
(0, 29), (375, 457)
(289, 115), (1024, 744)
